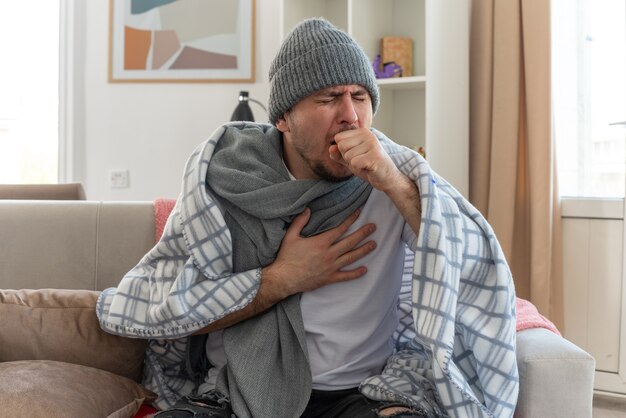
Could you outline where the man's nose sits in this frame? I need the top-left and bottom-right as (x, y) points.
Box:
(337, 94), (358, 126)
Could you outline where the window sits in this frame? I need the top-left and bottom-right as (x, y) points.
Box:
(552, 0), (626, 198)
(0, 3), (60, 184)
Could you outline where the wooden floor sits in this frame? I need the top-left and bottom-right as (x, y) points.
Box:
(594, 395), (626, 417)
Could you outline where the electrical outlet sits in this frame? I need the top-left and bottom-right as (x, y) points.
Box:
(109, 169), (129, 188)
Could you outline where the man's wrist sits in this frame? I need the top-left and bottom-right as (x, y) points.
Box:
(260, 264), (292, 304)
(385, 172), (420, 209)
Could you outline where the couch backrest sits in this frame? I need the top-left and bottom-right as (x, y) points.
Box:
(0, 183), (87, 200)
(0, 201), (155, 290)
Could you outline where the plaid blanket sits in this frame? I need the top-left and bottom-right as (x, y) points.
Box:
(361, 136), (518, 417)
(97, 123), (518, 417)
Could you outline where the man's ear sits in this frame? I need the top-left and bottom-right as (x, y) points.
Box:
(275, 114), (290, 133)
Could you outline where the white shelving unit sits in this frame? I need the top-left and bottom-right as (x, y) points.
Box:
(280, 0), (469, 196)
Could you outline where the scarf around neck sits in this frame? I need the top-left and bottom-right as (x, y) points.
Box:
(207, 123), (372, 271)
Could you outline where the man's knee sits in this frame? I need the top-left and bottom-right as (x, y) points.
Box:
(375, 404), (426, 417)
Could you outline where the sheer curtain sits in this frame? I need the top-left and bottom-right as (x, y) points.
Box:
(469, 0), (563, 328)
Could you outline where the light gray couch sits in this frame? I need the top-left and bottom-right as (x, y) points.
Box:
(0, 182), (86, 200)
(0, 200), (596, 417)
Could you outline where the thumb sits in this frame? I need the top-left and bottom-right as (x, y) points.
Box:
(329, 144), (348, 166)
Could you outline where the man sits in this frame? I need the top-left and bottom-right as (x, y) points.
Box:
(98, 18), (518, 418)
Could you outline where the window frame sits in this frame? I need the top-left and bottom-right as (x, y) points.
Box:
(561, 197), (624, 220)
(58, 0), (76, 183)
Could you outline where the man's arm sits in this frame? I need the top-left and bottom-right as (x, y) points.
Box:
(330, 129), (422, 418)
(194, 207), (376, 334)
(381, 172), (421, 236)
(331, 128), (421, 236)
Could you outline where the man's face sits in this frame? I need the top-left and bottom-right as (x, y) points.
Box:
(276, 84), (373, 182)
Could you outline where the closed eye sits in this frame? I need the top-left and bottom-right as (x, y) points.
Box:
(313, 88), (369, 104)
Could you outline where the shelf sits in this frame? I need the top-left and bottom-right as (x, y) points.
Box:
(376, 75), (426, 90)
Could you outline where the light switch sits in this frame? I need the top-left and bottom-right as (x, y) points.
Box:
(109, 169), (129, 188)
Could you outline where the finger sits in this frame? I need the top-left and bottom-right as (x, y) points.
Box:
(334, 128), (377, 149)
(328, 266), (368, 284)
(335, 239), (377, 268)
(285, 207), (311, 238)
(334, 131), (375, 168)
(347, 153), (377, 175)
(333, 133), (361, 155)
(337, 142), (370, 166)
(334, 127), (362, 142)
(321, 208), (361, 241)
(329, 144), (347, 165)
(332, 223), (376, 254)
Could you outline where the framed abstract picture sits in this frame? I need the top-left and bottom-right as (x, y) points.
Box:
(109, 0), (254, 82)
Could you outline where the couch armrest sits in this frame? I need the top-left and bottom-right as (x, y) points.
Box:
(514, 328), (595, 418)
(0, 289), (147, 382)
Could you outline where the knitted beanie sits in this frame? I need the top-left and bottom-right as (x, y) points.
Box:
(268, 18), (380, 125)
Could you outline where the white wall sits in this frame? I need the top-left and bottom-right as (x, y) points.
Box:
(71, 1), (281, 201)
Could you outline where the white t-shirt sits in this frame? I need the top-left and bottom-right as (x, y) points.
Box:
(301, 188), (416, 390)
(203, 189), (416, 391)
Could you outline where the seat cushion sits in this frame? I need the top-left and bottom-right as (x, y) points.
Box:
(0, 360), (154, 418)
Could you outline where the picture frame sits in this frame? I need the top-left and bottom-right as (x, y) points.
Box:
(109, 0), (255, 83)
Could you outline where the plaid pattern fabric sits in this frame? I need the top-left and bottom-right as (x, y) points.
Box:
(97, 125), (261, 341)
(96, 124), (518, 415)
(97, 125), (264, 408)
(360, 136), (518, 417)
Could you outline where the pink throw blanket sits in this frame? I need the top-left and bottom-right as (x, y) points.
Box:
(516, 297), (560, 335)
(153, 198), (559, 335)
(154, 198), (176, 244)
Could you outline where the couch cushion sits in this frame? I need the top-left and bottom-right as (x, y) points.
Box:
(0, 360), (154, 418)
(0, 289), (147, 382)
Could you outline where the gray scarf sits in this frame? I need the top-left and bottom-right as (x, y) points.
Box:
(205, 124), (372, 418)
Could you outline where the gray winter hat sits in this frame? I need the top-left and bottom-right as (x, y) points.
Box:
(268, 18), (380, 125)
